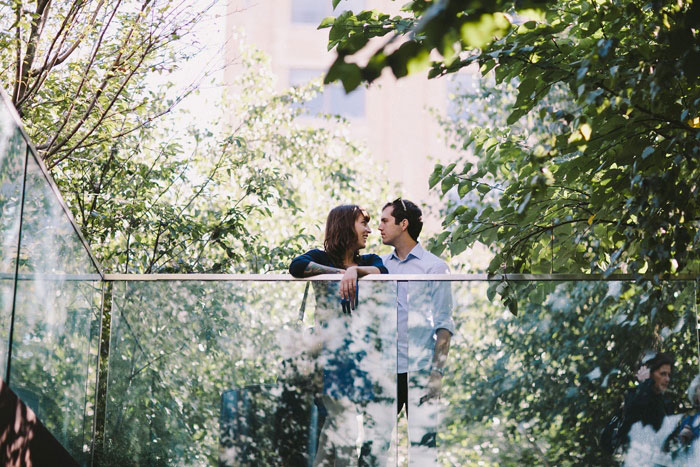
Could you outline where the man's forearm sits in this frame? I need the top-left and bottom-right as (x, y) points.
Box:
(302, 261), (344, 277)
(431, 328), (451, 371)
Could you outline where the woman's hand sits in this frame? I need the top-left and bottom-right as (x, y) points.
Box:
(340, 266), (358, 312)
(680, 425), (694, 444)
(637, 365), (650, 382)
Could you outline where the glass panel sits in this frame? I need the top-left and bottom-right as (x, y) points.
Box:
(423, 280), (699, 466)
(10, 153), (102, 464)
(105, 280), (397, 465)
(0, 101), (26, 378)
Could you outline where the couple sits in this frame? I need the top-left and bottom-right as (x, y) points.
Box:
(289, 199), (454, 466)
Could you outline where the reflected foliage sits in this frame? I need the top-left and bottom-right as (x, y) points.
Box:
(0, 103), (25, 372)
(442, 281), (698, 465)
(104, 281), (397, 466)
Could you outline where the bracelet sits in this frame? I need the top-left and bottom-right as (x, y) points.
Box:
(430, 367), (444, 376)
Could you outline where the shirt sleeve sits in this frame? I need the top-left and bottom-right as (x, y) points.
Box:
(362, 254), (389, 274)
(289, 249), (328, 278)
(430, 261), (455, 335)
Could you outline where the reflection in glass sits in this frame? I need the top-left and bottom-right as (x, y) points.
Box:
(431, 280), (699, 466)
(0, 102), (26, 377)
(105, 280), (397, 466)
(10, 153), (102, 464)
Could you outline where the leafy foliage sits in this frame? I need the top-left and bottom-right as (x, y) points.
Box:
(324, 0), (700, 280)
(61, 45), (390, 273)
(320, 0), (548, 91)
(444, 279), (698, 465)
(2, 0), (391, 273)
(429, 0), (700, 281)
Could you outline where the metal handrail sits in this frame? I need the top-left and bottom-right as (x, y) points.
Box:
(102, 273), (700, 282)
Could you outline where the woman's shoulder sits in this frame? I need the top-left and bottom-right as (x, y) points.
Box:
(299, 249), (332, 263)
(358, 253), (383, 262)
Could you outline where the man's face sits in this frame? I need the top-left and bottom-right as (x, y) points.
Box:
(379, 206), (403, 246)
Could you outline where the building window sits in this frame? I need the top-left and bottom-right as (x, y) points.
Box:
(291, 0), (365, 25)
(289, 68), (365, 119)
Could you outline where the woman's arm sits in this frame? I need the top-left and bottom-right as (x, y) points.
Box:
(289, 250), (343, 277)
(302, 261), (345, 277)
(354, 266), (381, 277)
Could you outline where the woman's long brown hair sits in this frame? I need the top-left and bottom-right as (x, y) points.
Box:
(323, 205), (369, 268)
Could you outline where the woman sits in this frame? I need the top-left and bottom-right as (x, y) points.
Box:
(289, 205), (387, 466)
(622, 352), (675, 442)
(289, 204), (387, 305)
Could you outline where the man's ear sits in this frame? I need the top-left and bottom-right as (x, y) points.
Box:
(400, 218), (409, 231)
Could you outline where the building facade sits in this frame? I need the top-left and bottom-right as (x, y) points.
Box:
(225, 0), (453, 205)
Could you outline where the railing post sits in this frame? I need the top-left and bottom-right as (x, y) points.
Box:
(91, 280), (113, 467)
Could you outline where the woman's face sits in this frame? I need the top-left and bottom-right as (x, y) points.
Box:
(354, 214), (371, 250)
(651, 364), (672, 394)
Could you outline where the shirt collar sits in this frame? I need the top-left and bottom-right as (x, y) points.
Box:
(389, 243), (425, 262)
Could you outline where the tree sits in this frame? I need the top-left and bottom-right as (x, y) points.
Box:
(320, 0), (548, 92)
(58, 44), (391, 274)
(0, 0), (211, 169)
(324, 0), (700, 282)
(319, 1), (700, 465)
(2, 0), (391, 274)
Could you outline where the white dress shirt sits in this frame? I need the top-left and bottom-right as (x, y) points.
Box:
(383, 243), (455, 373)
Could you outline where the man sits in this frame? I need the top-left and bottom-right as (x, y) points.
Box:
(360, 198), (454, 466)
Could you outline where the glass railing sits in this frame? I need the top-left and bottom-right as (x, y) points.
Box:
(2, 87), (700, 466)
(99, 276), (698, 466)
(0, 88), (103, 465)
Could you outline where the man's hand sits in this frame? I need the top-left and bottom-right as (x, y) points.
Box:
(340, 266), (358, 312)
(637, 365), (650, 382)
(420, 371), (443, 405)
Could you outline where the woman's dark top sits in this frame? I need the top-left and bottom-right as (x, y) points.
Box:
(289, 249), (388, 277)
(621, 379), (674, 441)
(289, 249), (387, 401)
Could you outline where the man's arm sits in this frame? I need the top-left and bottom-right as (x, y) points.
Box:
(424, 262), (455, 402)
(431, 328), (452, 372)
(422, 328), (451, 403)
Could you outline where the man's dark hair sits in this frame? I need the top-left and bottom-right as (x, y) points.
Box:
(383, 198), (423, 241)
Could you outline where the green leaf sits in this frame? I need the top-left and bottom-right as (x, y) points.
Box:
(386, 41), (425, 78)
(441, 175), (458, 194)
(318, 16), (335, 29)
(458, 181), (472, 198)
(429, 165), (443, 189)
(325, 60), (363, 92)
